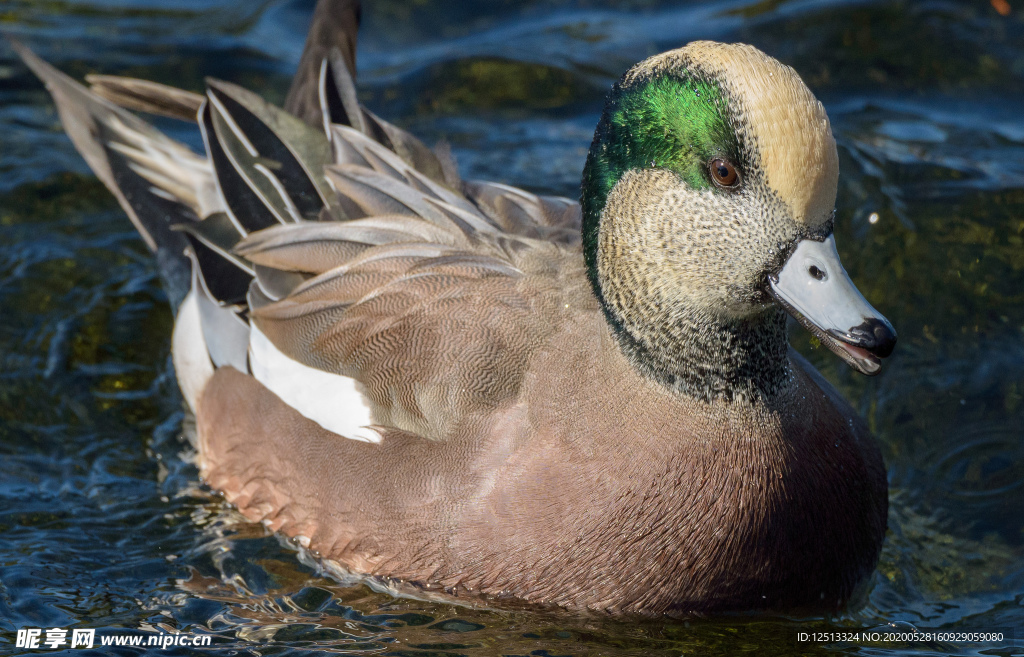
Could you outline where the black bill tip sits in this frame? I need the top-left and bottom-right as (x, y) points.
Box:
(846, 317), (897, 359)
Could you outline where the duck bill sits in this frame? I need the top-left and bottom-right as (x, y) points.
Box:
(768, 235), (896, 376)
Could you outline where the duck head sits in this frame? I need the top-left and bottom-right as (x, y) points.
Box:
(581, 41), (896, 399)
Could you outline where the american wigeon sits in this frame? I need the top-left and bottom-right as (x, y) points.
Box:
(13, 0), (896, 614)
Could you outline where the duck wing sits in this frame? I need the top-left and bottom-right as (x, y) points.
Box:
(239, 122), (587, 440)
(13, 36), (591, 441)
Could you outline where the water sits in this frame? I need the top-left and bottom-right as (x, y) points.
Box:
(1, 0), (1023, 655)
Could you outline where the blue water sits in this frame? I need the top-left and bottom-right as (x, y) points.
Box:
(1, 0), (1023, 655)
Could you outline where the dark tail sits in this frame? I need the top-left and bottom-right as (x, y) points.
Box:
(285, 0), (362, 128)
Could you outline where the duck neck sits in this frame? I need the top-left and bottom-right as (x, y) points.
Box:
(602, 299), (792, 403)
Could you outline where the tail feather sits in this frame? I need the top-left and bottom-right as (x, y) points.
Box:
(311, 29), (451, 187)
(10, 39), (196, 305)
(320, 50), (365, 136)
(285, 0), (361, 127)
(86, 74), (204, 122)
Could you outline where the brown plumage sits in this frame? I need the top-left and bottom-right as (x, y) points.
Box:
(14, 0), (892, 615)
(199, 325), (886, 614)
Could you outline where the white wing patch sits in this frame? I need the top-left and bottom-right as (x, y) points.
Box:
(248, 324), (380, 443)
(171, 289), (215, 413)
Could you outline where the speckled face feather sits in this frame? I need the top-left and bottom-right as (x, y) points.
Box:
(582, 66), (729, 291)
(580, 41), (841, 400)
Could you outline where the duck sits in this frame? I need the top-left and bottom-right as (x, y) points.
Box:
(12, 0), (896, 615)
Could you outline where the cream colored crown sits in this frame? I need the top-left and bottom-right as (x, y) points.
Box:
(626, 41), (839, 228)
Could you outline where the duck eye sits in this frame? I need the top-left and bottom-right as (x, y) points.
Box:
(709, 159), (739, 187)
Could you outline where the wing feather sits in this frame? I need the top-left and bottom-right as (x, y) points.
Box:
(14, 38), (591, 441)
